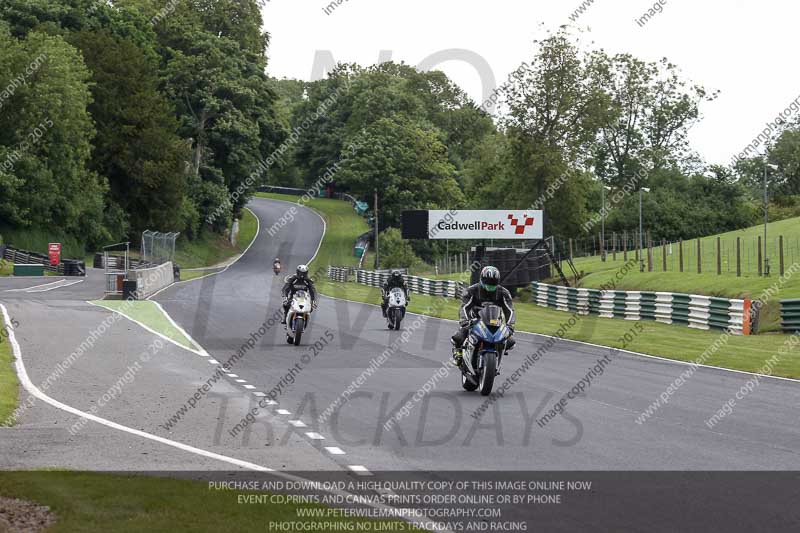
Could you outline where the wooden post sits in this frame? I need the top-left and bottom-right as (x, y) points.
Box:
(757, 236), (763, 276)
(647, 233), (653, 272)
(569, 238), (573, 262)
(780, 235), (785, 276)
(600, 232), (605, 260)
(612, 232), (617, 261)
(679, 239), (684, 272)
(623, 231), (628, 261)
(662, 240), (667, 271)
(716, 237), (721, 275)
(697, 239), (701, 273)
(736, 237), (741, 277)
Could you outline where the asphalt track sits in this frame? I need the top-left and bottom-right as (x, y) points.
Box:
(2, 198), (800, 530)
(153, 198), (800, 473)
(3, 197), (800, 474)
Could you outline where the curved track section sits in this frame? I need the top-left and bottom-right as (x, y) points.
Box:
(156, 198), (800, 473)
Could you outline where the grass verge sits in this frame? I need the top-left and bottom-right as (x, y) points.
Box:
(0, 328), (18, 426)
(91, 301), (200, 353)
(174, 208), (259, 270)
(254, 193), (369, 288)
(324, 280), (800, 378)
(0, 471), (421, 533)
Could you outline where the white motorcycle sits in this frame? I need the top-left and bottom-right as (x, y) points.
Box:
(386, 287), (407, 330)
(286, 290), (312, 346)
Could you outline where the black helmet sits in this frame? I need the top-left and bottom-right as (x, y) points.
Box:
(479, 266), (500, 292)
(296, 264), (309, 279)
(391, 270), (402, 280)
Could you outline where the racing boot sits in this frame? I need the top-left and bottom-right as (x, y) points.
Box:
(451, 340), (463, 367)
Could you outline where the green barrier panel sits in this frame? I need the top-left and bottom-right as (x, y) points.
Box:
(14, 264), (44, 276)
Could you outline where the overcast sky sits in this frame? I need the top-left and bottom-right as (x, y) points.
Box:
(261, 0), (799, 166)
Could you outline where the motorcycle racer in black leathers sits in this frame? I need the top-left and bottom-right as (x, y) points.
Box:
(451, 266), (516, 366)
(281, 264), (318, 324)
(381, 270), (410, 317)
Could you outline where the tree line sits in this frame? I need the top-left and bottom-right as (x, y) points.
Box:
(0, 0), (283, 250)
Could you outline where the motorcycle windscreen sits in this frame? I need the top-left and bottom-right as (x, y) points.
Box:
(479, 305), (503, 333)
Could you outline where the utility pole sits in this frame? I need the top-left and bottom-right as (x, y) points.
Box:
(764, 161), (778, 276)
(373, 189), (379, 270)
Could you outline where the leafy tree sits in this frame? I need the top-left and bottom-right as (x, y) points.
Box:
(336, 116), (464, 228)
(71, 29), (189, 235)
(380, 228), (422, 269)
(588, 52), (716, 186)
(0, 25), (110, 246)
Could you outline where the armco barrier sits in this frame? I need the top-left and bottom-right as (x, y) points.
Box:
(327, 266), (352, 283)
(531, 282), (752, 335)
(781, 300), (800, 333)
(346, 269), (466, 298)
(130, 262), (174, 299)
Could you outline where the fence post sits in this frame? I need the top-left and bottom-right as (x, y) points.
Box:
(736, 237), (741, 277)
(717, 237), (721, 275)
(623, 231), (628, 261)
(662, 240), (667, 271)
(647, 233), (653, 272)
(757, 236), (763, 276)
(697, 239), (701, 274)
(679, 239), (684, 272)
(612, 232), (617, 261)
(780, 235), (785, 276)
(569, 238), (573, 262)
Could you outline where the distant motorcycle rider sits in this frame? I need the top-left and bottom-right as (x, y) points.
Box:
(281, 265), (318, 324)
(381, 270), (410, 317)
(273, 257), (281, 274)
(451, 266), (516, 366)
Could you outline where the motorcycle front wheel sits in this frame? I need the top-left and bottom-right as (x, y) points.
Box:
(479, 351), (497, 396)
(293, 317), (305, 346)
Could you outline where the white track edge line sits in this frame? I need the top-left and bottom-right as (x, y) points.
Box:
(0, 303), (271, 472)
(87, 301), (207, 358)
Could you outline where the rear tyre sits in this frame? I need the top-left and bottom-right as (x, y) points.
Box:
(293, 317), (304, 346)
(461, 372), (478, 391)
(479, 352), (497, 396)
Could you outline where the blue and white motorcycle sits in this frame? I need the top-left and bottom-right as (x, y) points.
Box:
(459, 304), (511, 396)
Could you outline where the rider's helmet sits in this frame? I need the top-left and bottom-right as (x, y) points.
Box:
(296, 264), (309, 280)
(479, 266), (500, 292)
(391, 270), (402, 281)
(274, 258), (280, 263)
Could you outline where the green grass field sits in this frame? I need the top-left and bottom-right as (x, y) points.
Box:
(0, 472), (419, 533)
(0, 327), (18, 427)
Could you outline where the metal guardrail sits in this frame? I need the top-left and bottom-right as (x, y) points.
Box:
(531, 282), (753, 335)
(780, 299), (800, 333)
(327, 266), (466, 298)
(350, 269), (465, 298)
